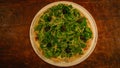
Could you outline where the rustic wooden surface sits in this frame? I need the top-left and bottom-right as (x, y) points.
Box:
(0, 0), (120, 68)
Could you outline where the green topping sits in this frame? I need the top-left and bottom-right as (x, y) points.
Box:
(34, 4), (92, 58)
(44, 25), (51, 32)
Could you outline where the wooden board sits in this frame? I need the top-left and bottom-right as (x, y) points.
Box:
(0, 0), (120, 68)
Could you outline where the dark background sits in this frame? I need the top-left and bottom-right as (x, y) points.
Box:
(0, 0), (120, 68)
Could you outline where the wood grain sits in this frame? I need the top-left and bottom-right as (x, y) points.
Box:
(0, 0), (120, 68)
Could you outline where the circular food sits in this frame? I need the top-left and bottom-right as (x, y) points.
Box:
(35, 3), (92, 61)
(30, 1), (98, 67)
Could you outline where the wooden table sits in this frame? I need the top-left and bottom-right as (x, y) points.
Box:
(0, 0), (120, 68)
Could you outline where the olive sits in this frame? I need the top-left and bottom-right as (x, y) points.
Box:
(80, 35), (86, 42)
(47, 16), (52, 22)
(47, 42), (52, 48)
(60, 25), (66, 32)
(65, 46), (71, 53)
(62, 8), (67, 14)
(45, 26), (50, 32)
(76, 18), (82, 23)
